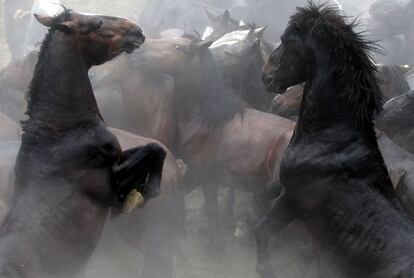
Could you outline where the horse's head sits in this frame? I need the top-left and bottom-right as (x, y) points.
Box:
(35, 9), (145, 66)
(204, 8), (239, 34)
(132, 37), (213, 78)
(210, 27), (270, 109)
(262, 20), (308, 94)
(211, 27), (266, 69)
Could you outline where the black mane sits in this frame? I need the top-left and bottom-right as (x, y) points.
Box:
(176, 37), (245, 130)
(290, 1), (383, 126)
(25, 8), (73, 123)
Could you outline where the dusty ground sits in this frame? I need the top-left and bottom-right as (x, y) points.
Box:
(84, 188), (342, 278)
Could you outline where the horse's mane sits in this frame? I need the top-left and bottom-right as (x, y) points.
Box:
(25, 8), (72, 121)
(290, 1), (383, 126)
(177, 35), (245, 130)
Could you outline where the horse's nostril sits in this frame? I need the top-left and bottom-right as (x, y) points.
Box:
(140, 34), (146, 44)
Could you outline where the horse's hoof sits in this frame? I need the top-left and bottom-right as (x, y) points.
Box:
(122, 189), (145, 213)
(234, 221), (250, 238)
(256, 264), (275, 278)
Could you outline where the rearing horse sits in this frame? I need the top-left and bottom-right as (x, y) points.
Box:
(0, 9), (167, 278)
(256, 2), (414, 278)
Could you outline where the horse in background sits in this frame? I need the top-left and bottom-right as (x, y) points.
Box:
(138, 0), (220, 38)
(122, 35), (295, 250)
(202, 8), (241, 41)
(0, 49), (38, 123)
(2, 0), (32, 60)
(256, 3), (414, 278)
(378, 90), (414, 154)
(210, 27), (273, 111)
(0, 113), (20, 142)
(0, 9), (168, 277)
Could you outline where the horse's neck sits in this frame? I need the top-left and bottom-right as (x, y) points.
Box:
(296, 56), (355, 136)
(25, 32), (100, 131)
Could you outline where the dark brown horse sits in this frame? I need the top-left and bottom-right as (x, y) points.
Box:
(121, 36), (295, 250)
(0, 126), (185, 278)
(257, 3), (414, 278)
(0, 9), (168, 277)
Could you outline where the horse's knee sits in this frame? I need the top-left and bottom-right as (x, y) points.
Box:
(146, 143), (166, 160)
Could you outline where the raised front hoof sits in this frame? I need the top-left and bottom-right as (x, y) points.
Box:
(256, 263), (276, 278)
(139, 183), (161, 200)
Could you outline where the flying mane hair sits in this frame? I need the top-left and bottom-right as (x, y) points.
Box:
(290, 1), (383, 127)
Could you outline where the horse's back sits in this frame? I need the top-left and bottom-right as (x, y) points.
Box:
(214, 109), (294, 190)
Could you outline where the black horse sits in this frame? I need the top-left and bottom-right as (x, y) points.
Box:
(0, 9), (166, 277)
(256, 2), (414, 278)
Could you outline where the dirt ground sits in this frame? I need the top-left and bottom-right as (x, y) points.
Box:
(85, 188), (327, 278)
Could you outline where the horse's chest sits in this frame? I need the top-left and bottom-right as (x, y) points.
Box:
(280, 137), (340, 212)
(281, 139), (339, 185)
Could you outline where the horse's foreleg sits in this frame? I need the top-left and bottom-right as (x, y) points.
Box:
(113, 143), (166, 202)
(201, 182), (222, 253)
(252, 179), (284, 224)
(223, 187), (236, 226)
(254, 191), (296, 278)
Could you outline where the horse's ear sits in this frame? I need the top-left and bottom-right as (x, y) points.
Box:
(34, 13), (56, 27)
(254, 26), (267, 37)
(204, 7), (217, 22)
(195, 41), (214, 50)
(224, 10), (231, 19)
(54, 21), (75, 33)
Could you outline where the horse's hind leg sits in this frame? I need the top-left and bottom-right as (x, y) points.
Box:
(254, 191), (296, 278)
